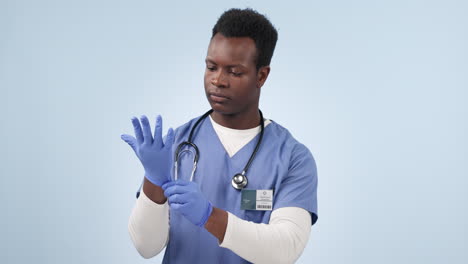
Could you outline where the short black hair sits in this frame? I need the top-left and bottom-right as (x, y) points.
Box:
(212, 8), (278, 70)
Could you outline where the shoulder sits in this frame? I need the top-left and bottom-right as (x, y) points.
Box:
(268, 120), (316, 165)
(173, 115), (203, 141)
(270, 120), (311, 154)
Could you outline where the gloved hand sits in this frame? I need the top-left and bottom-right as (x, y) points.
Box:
(121, 115), (174, 187)
(162, 180), (213, 227)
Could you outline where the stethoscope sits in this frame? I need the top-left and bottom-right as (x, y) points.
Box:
(174, 109), (265, 190)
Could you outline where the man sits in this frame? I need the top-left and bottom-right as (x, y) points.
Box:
(121, 8), (318, 263)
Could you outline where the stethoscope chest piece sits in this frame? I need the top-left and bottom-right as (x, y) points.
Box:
(232, 173), (248, 190)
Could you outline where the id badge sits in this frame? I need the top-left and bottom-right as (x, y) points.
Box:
(241, 189), (273, 211)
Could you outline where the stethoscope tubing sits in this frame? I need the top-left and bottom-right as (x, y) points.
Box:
(173, 109), (264, 190)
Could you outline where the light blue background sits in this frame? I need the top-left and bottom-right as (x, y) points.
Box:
(1, 0), (467, 263)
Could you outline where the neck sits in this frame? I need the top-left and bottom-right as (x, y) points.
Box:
(210, 108), (261, 129)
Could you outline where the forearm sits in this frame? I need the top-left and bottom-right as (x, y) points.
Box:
(219, 207), (311, 264)
(128, 182), (169, 259)
(204, 207), (228, 242)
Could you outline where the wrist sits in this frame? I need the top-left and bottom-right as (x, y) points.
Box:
(144, 172), (170, 187)
(198, 202), (213, 227)
(143, 178), (168, 204)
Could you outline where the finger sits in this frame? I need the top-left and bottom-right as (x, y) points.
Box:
(153, 115), (163, 148)
(170, 203), (185, 211)
(121, 134), (138, 154)
(131, 117), (144, 144)
(162, 181), (177, 190)
(140, 115), (153, 144)
(168, 192), (191, 205)
(164, 184), (189, 198)
(163, 128), (175, 149)
(175, 179), (192, 186)
(162, 179), (190, 190)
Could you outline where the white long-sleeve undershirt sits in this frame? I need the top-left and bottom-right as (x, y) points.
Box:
(128, 188), (311, 263)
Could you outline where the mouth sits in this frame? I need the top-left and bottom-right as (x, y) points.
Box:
(208, 92), (230, 103)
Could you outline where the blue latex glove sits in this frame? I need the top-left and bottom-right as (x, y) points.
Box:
(162, 180), (213, 227)
(121, 115), (174, 186)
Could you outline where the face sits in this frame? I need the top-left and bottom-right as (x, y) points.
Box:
(204, 33), (270, 116)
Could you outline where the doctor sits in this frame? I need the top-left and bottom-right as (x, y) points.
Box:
(122, 8), (318, 264)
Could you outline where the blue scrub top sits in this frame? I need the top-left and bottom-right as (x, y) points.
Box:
(140, 115), (318, 263)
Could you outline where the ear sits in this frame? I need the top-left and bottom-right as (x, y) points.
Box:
(256, 66), (271, 88)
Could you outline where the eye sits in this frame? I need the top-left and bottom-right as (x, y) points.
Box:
(229, 70), (243, 77)
(206, 65), (216, 71)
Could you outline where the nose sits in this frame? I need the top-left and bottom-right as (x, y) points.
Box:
(211, 70), (228, 88)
